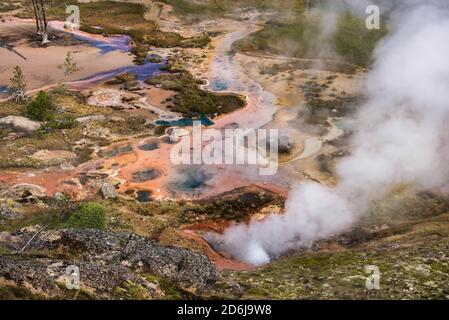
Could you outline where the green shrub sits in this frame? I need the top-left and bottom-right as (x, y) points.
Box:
(64, 202), (106, 229)
(37, 117), (78, 137)
(26, 91), (55, 121)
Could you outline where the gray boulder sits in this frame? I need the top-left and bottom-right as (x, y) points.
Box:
(0, 228), (218, 290)
(0, 204), (23, 222)
(0, 256), (161, 299)
(100, 182), (118, 199)
(0, 116), (41, 132)
(0, 183), (47, 201)
(278, 135), (295, 154)
(265, 135), (295, 154)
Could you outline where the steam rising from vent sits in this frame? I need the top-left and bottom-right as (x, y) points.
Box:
(215, 1), (449, 265)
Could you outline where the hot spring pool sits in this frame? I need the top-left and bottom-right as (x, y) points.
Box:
(155, 115), (214, 127)
(0, 85), (10, 94)
(136, 190), (152, 203)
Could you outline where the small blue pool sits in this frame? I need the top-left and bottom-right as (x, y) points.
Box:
(155, 115), (214, 127)
(209, 79), (228, 91)
(0, 85), (10, 94)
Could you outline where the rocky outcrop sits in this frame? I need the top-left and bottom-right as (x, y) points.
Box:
(265, 135), (295, 154)
(0, 184), (47, 201)
(0, 204), (23, 222)
(86, 89), (141, 110)
(0, 116), (41, 132)
(75, 115), (106, 123)
(0, 228), (218, 297)
(278, 135), (295, 154)
(0, 256), (161, 299)
(29, 150), (77, 165)
(100, 182), (118, 199)
(121, 238), (217, 289)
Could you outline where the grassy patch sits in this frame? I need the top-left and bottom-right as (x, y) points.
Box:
(235, 11), (387, 67)
(106, 116), (149, 136)
(0, 203), (73, 233)
(163, 0), (307, 19)
(216, 243), (449, 299)
(113, 280), (152, 300)
(0, 2), (20, 13)
(145, 66), (245, 117)
(163, 0), (226, 18)
(0, 100), (26, 118)
(332, 12), (388, 67)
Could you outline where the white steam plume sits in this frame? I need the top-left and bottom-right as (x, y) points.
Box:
(216, 2), (449, 265)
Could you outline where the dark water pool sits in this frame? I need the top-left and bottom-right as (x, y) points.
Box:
(171, 167), (213, 192)
(138, 139), (160, 151)
(132, 168), (161, 182)
(99, 144), (133, 158)
(136, 190), (152, 203)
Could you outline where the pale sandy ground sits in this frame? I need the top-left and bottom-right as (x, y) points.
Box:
(0, 18), (134, 90)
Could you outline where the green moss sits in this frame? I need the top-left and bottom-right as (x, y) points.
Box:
(64, 202), (106, 230)
(152, 276), (184, 300)
(145, 69), (245, 117)
(0, 286), (43, 300)
(113, 280), (152, 300)
(159, 280), (184, 300)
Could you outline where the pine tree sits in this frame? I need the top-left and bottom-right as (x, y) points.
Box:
(58, 51), (82, 82)
(9, 65), (27, 103)
(26, 91), (55, 121)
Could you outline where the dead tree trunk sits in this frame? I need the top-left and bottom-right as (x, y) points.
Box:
(0, 41), (27, 60)
(31, 0), (40, 32)
(31, 0), (49, 45)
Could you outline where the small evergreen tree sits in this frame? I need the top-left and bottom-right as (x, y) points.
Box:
(26, 91), (55, 121)
(9, 65), (27, 103)
(58, 51), (82, 82)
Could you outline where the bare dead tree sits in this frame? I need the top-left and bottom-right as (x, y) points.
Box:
(31, 0), (49, 45)
(31, 0), (40, 31)
(0, 40), (27, 60)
